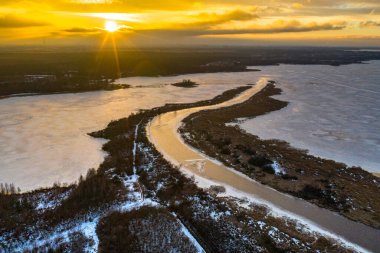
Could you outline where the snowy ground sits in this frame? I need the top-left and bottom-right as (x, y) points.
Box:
(2, 125), (205, 253)
(178, 165), (370, 253)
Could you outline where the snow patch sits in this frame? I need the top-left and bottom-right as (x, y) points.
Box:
(271, 161), (286, 175)
(172, 213), (206, 253)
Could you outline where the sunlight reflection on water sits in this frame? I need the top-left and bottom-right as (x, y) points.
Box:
(0, 73), (261, 191)
(0, 61), (379, 191)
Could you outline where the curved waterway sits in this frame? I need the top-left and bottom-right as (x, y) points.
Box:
(147, 78), (380, 253)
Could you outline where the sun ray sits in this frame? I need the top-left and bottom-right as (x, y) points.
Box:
(94, 33), (110, 74)
(110, 33), (121, 78)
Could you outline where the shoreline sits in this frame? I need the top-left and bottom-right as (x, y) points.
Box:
(179, 82), (380, 230)
(3, 58), (380, 101)
(147, 85), (370, 252)
(3, 58), (380, 100)
(147, 80), (380, 252)
(0, 83), (370, 252)
(0, 69), (258, 100)
(0, 84), (130, 100)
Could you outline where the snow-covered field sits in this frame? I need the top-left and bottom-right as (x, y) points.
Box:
(1, 60), (379, 191)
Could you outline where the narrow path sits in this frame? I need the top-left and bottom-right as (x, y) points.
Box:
(147, 78), (380, 253)
(132, 122), (141, 175)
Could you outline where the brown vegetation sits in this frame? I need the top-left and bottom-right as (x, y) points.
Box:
(0, 84), (357, 252)
(97, 207), (197, 253)
(180, 82), (380, 229)
(47, 168), (124, 224)
(171, 79), (199, 88)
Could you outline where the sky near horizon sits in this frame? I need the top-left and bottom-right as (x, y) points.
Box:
(1, 0), (380, 47)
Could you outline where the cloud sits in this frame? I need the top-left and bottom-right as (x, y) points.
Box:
(0, 0), (378, 46)
(180, 10), (258, 29)
(0, 14), (48, 28)
(196, 9), (258, 23)
(63, 27), (102, 33)
(292, 3), (304, 9)
(360, 21), (380, 27)
(135, 20), (347, 37)
(336, 34), (380, 40)
(23, 0), (198, 12)
(2, 0), (380, 13)
(63, 25), (131, 34)
(207, 21), (347, 34)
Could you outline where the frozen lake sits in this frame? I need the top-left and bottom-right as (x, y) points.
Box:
(0, 73), (262, 191)
(241, 61), (380, 173)
(0, 61), (379, 191)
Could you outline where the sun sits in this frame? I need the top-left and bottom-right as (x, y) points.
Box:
(105, 20), (119, 32)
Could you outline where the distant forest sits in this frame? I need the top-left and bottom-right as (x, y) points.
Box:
(0, 47), (380, 96)
(1, 47), (380, 77)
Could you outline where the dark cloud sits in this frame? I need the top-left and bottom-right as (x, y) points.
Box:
(180, 10), (258, 29)
(360, 21), (380, 27)
(62, 9), (258, 36)
(63, 25), (131, 34)
(206, 22), (347, 35)
(64, 27), (102, 33)
(0, 14), (48, 28)
(134, 20), (347, 37)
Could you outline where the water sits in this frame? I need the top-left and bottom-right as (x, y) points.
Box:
(0, 77), (259, 191)
(148, 79), (380, 252)
(0, 61), (379, 191)
(241, 61), (380, 173)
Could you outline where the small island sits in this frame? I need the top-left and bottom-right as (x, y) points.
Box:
(171, 79), (199, 88)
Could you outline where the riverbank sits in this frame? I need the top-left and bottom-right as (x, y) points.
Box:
(0, 85), (356, 252)
(0, 83), (130, 100)
(147, 80), (380, 252)
(180, 82), (380, 230)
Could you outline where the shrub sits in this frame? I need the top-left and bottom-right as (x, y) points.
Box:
(248, 156), (272, 167)
(48, 168), (123, 223)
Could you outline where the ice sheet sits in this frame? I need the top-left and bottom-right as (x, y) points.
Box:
(0, 72), (262, 191)
(1, 61), (379, 191)
(241, 61), (380, 173)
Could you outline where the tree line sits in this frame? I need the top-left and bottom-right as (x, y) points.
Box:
(0, 183), (21, 195)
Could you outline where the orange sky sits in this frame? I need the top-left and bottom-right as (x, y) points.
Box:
(0, 0), (379, 46)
